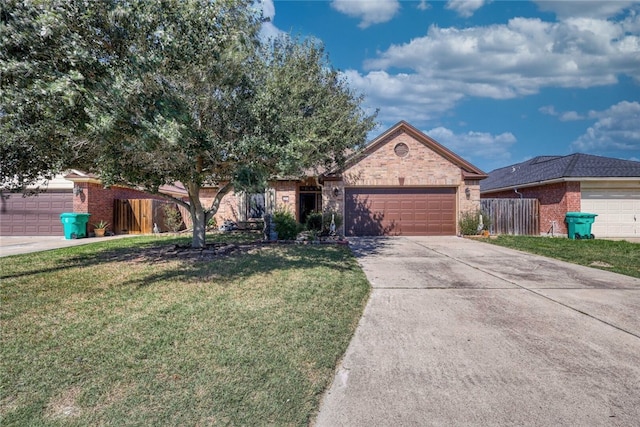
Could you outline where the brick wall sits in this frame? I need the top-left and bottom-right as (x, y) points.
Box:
(272, 180), (297, 215)
(75, 183), (168, 232)
(343, 130), (463, 187)
(341, 129), (481, 234)
(483, 181), (581, 235)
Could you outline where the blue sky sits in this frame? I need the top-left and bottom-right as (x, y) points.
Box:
(260, 0), (640, 173)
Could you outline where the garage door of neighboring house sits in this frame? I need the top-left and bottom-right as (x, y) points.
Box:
(345, 187), (456, 236)
(0, 192), (74, 236)
(581, 187), (640, 237)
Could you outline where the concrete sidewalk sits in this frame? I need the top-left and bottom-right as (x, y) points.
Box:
(0, 235), (136, 257)
(314, 236), (640, 426)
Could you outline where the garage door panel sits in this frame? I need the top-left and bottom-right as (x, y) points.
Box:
(345, 187), (456, 236)
(1, 193), (74, 236)
(581, 188), (639, 237)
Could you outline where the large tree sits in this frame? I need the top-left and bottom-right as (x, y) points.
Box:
(1, 0), (376, 248)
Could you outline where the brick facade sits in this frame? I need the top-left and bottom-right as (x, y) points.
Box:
(483, 181), (581, 235)
(66, 122), (484, 236)
(339, 127), (482, 234)
(73, 182), (169, 232)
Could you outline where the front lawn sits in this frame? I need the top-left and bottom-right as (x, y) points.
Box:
(483, 236), (640, 279)
(0, 234), (370, 426)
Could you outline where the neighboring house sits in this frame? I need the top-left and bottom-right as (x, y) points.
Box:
(214, 120), (487, 236)
(0, 171), (188, 236)
(63, 171), (189, 234)
(2, 121), (487, 237)
(1, 174), (75, 236)
(480, 154), (640, 238)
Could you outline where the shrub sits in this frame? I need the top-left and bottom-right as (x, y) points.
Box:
(459, 209), (491, 236)
(273, 208), (301, 240)
(163, 204), (184, 233)
(305, 211), (324, 231)
(207, 215), (217, 230)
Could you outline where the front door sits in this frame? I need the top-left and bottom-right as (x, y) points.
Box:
(299, 186), (322, 224)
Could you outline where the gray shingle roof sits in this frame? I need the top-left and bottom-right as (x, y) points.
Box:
(481, 153), (640, 192)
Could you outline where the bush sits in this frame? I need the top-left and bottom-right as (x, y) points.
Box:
(305, 211), (324, 231)
(163, 204), (184, 233)
(273, 208), (301, 240)
(305, 210), (343, 235)
(459, 209), (491, 236)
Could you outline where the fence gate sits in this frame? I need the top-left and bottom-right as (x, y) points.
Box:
(113, 199), (173, 234)
(481, 198), (539, 235)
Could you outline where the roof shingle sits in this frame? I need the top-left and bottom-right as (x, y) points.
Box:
(481, 153), (640, 192)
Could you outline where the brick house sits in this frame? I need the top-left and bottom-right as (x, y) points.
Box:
(211, 121), (487, 236)
(63, 171), (189, 235)
(480, 154), (640, 238)
(1, 121), (487, 237)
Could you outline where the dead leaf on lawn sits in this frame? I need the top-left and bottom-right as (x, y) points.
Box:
(44, 386), (82, 420)
(590, 261), (613, 268)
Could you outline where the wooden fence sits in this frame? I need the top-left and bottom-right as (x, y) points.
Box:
(481, 198), (539, 236)
(113, 199), (178, 234)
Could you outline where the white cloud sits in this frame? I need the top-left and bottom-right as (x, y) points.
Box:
(559, 111), (585, 121)
(534, 1), (638, 19)
(417, 1), (431, 12)
(445, 0), (489, 18)
(539, 105), (558, 116)
(572, 101), (640, 151)
(539, 105), (585, 121)
(259, 0), (284, 41)
(364, 17), (640, 94)
(426, 126), (517, 163)
(347, 11), (640, 125)
(331, 0), (400, 29)
(341, 69), (465, 123)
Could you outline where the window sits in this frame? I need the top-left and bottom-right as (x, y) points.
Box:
(245, 193), (265, 219)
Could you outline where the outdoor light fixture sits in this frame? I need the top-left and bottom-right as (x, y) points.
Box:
(74, 185), (83, 197)
(465, 187), (471, 198)
(332, 187), (340, 197)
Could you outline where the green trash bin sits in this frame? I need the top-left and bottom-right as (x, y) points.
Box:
(565, 212), (598, 240)
(60, 213), (91, 239)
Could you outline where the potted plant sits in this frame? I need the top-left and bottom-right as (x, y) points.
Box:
(93, 220), (109, 237)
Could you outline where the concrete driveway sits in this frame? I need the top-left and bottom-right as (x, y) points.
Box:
(0, 235), (135, 257)
(314, 236), (640, 427)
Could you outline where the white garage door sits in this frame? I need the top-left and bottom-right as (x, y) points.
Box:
(581, 186), (640, 238)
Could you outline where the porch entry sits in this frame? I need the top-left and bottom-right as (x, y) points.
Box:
(299, 185), (322, 224)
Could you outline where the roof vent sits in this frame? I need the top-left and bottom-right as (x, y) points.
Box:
(394, 142), (409, 157)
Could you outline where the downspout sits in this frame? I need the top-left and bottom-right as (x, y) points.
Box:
(514, 188), (524, 199)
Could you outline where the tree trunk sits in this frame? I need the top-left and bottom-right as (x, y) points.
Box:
(187, 182), (206, 248)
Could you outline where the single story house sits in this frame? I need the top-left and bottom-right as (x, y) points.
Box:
(213, 121), (487, 236)
(0, 171), (187, 236)
(480, 154), (640, 238)
(1, 121), (487, 237)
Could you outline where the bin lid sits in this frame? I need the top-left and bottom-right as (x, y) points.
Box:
(60, 212), (91, 218)
(565, 212), (598, 218)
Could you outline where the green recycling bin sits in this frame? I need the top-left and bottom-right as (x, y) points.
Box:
(565, 212), (598, 240)
(60, 213), (91, 239)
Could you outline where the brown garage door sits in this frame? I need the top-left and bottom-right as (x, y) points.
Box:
(345, 187), (456, 236)
(1, 192), (74, 236)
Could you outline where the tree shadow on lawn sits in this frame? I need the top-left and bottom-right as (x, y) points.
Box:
(1, 239), (361, 289)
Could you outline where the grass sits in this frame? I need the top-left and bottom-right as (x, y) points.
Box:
(482, 235), (640, 279)
(0, 232), (371, 426)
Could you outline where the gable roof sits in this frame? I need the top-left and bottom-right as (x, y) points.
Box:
(327, 121), (487, 180)
(481, 153), (640, 193)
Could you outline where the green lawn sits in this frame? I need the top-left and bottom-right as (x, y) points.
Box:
(482, 235), (640, 279)
(0, 233), (370, 426)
